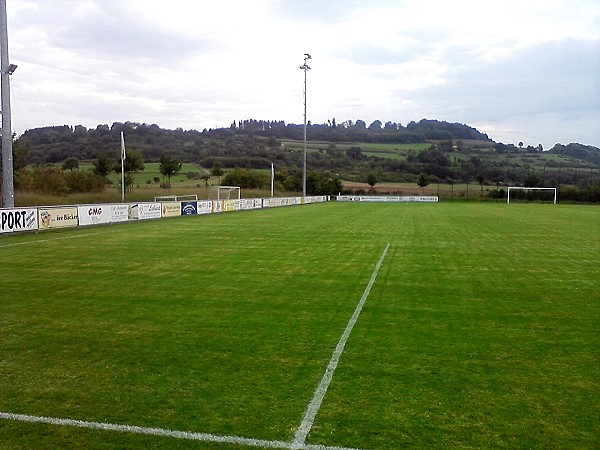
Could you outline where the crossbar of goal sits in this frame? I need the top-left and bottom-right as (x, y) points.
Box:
(507, 187), (557, 204)
(154, 195), (198, 202)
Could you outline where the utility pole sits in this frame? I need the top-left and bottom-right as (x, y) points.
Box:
(300, 53), (311, 197)
(0, 0), (15, 208)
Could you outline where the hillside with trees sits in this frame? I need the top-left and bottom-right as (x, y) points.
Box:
(8, 118), (600, 201)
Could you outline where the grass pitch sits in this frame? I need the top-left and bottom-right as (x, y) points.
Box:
(0, 203), (598, 449)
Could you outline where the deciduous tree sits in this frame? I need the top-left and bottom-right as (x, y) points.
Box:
(159, 154), (182, 187)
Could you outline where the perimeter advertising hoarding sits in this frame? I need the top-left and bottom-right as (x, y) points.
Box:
(161, 202), (181, 218)
(337, 195), (439, 202)
(198, 201), (213, 215)
(181, 201), (198, 215)
(0, 208), (38, 234)
(129, 203), (162, 220)
(110, 204), (129, 223)
(78, 204), (130, 226)
(235, 199), (246, 211)
(235, 199), (255, 211)
(212, 201), (223, 213)
(223, 200), (235, 212)
(78, 205), (112, 226)
(38, 207), (79, 230)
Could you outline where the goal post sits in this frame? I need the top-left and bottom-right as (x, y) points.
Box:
(507, 187), (557, 204)
(212, 186), (241, 200)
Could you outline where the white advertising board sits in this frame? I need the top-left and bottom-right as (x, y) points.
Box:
(197, 201), (213, 215)
(78, 204), (129, 226)
(129, 203), (162, 220)
(0, 208), (38, 234)
(110, 204), (129, 223)
(139, 203), (162, 220)
(78, 205), (112, 226)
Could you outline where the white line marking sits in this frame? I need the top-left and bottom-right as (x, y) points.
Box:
(0, 232), (101, 248)
(0, 412), (364, 450)
(292, 244), (390, 448)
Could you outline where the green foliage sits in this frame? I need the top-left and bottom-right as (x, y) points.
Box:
(12, 138), (30, 172)
(346, 146), (364, 160)
(62, 156), (79, 171)
(116, 149), (144, 190)
(549, 143), (600, 164)
(306, 171), (343, 195)
(92, 154), (114, 177)
(122, 149), (144, 173)
(366, 172), (378, 187)
(211, 162), (224, 178)
(158, 154), (182, 186)
(221, 167), (269, 189)
(524, 172), (541, 187)
(417, 173), (429, 188)
(11, 120), (599, 199)
(16, 165), (105, 194)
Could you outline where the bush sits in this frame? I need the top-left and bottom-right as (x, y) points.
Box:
(16, 165), (105, 194)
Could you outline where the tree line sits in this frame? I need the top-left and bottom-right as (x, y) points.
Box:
(4, 118), (599, 201)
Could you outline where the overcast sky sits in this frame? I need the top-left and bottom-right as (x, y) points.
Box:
(6, 0), (600, 149)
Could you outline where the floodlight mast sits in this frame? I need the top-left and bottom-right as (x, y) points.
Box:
(0, 0), (15, 208)
(300, 53), (311, 197)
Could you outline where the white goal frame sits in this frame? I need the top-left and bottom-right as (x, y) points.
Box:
(214, 186), (241, 200)
(154, 194), (198, 202)
(507, 187), (557, 204)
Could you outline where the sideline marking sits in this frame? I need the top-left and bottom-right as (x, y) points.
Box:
(0, 412), (363, 450)
(0, 232), (101, 249)
(292, 243), (390, 448)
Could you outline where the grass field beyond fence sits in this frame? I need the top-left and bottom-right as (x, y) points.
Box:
(1, 203), (598, 449)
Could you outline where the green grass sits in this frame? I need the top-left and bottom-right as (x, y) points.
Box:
(1, 203), (598, 449)
(77, 162), (211, 187)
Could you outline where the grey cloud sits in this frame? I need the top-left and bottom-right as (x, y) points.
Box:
(269, 0), (390, 23)
(404, 38), (600, 121)
(14, 0), (220, 65)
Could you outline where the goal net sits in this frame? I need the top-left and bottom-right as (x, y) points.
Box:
(211, 186), (241, 200)
(507, 187), (557, 204)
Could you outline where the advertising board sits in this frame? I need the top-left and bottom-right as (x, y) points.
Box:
(161, 202), (181, 218)
(78, 205), (111, 226)
(212, 200), (223, 213)
(38, 207), (79, 230)
(181, 201), (198, 215)
(337, 195), (438, 203)
(0, 208), (38, 234)
(139, 203), (162, 220)
(110, 204), (129, 223)
(129, 203), (162, 220)
(198, 201), (213, 215)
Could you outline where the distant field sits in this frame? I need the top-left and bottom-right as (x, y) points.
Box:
(1, 203), (598, 449)
(281, 140), (431, 160)
(102, 162), (210, 187)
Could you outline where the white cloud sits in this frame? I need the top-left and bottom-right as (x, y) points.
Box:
(5, 0), (600, 148)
